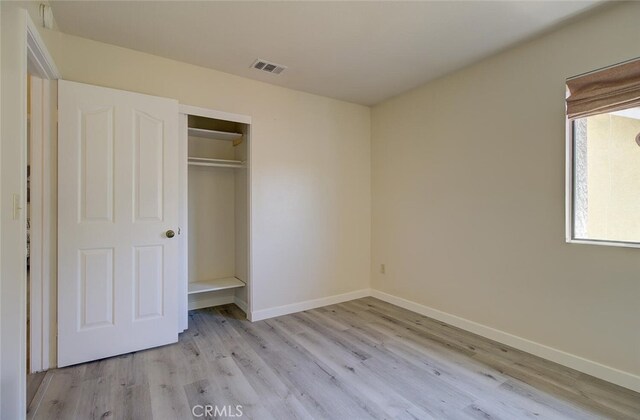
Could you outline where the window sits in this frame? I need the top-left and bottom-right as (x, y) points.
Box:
(567, 58), (640, 246)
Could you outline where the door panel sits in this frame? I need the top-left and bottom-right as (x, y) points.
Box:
(58, 80), (179, 367)
(80, 107), (114, 222)
(79, 248), (114, 330)
(134, 111), (164, 222)
(134, 245), (164, 320)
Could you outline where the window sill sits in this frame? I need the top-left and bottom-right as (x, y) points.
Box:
(566, 237), (640, 249)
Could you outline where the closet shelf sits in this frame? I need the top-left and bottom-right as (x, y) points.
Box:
(188, 127), (243, 142)
(188, 277), (246, 295)
(188, 157), (246, 168)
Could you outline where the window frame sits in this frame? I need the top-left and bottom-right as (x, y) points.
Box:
(565, 115), (640, 249)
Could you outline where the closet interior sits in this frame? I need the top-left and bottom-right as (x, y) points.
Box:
(186, 114), (249, 314)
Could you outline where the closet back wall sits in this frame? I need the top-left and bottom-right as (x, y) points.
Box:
(41, 30), (371, 314)
(188, 166), (236, 278)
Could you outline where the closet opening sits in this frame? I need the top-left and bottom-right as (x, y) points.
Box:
(181, 109), (251, 322)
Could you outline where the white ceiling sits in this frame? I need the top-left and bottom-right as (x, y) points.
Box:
(50, 1), (604, 106)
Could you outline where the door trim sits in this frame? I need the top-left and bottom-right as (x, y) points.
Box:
(1, 8), (59, 419)
(27, 17), (60, 80)
(178, 104), (251, 125)
(27, 15), (60, 374)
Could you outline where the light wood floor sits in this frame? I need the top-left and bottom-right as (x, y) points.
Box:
(27, 297), (640, 419)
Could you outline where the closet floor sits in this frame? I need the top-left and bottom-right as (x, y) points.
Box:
(27, 298), (639, 419)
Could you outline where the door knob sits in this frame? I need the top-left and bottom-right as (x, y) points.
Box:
(166, 229), (175, 238)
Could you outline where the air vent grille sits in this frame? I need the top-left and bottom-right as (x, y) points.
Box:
(251, 59), (286, 75)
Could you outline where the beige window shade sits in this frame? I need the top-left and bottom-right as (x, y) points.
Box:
(566, 58), (640, 119)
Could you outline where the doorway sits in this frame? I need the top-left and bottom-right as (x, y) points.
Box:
(25, 73), (58, 409)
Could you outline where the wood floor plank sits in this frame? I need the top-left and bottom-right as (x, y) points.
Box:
(204, 308), (314, 420)
(227, 311), (384, 419)
(118, 383), (153, 420)
(280, 314), (438, 419)
(29, 364), (86, 420)
(26, 371), (46, 410)
(27, 370), (53, 419)
(143, 342), (194, 420)
(292, 310), (476, 418)
(74, 376), (115, 420)
(28, 299), (640, 419)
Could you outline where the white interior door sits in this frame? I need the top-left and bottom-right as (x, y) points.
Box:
(58, 80), (180, 367)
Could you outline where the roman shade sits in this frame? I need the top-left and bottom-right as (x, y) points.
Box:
(566, 57), (640, 119)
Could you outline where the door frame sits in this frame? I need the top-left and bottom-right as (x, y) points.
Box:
(28, 14), (60, 374)
(0, 7), (59, 418)
(28, 75), (58, 373)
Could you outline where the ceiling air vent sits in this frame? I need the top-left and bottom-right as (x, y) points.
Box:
(251, 59), (287, 75)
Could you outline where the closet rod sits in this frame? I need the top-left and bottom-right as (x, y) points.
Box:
(188, 157), (245, 168)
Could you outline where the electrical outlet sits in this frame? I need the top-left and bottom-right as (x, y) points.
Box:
(380, 264), (386, 274)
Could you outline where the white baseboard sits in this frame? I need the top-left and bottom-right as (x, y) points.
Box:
(250, 288), (371, 322)
(370, 289), (640, 393)
(234, 297), (248, 314)
(188, 294), (235, 310)
(186, 295), (248, 321)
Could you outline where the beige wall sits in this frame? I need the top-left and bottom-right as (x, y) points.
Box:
(584, 113), (640, 242)
(40, 29), (371, 312)
(371, 1), (640, 378)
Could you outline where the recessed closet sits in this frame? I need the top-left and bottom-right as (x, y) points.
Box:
(179, 107), (251, 328)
